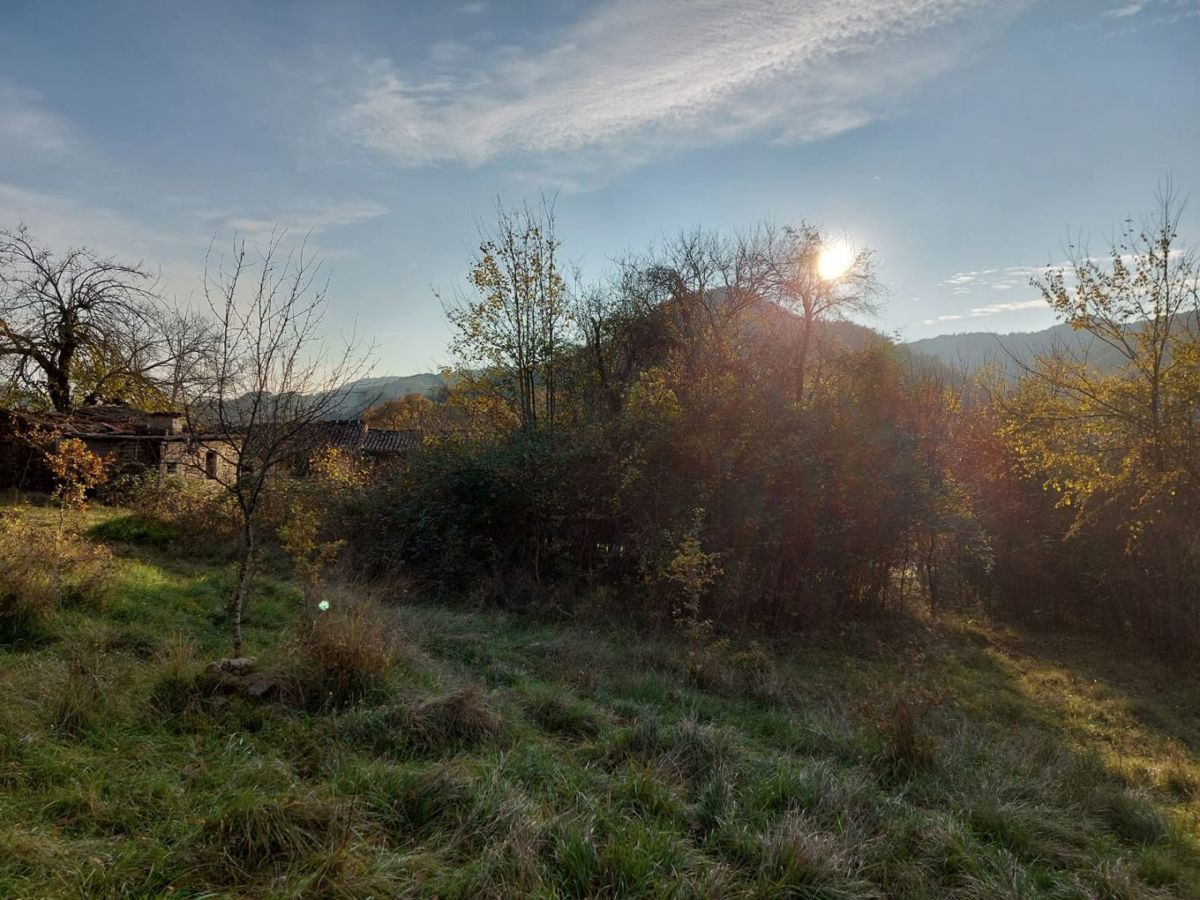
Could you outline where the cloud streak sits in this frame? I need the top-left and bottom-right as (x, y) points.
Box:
(331, 0), (1026, 175)
(0, 83), (77, 158)
(939, 264), (1053, 294)
(922, 298), (1047, 325)
(222, 201), (389, 246)
(1103, 0), (1200, 19)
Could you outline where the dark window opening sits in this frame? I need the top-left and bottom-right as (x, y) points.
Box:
(165, 462), (179, 475)
(205, 450), (218, 479)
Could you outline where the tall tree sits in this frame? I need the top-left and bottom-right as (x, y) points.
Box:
(0, 225), (195, 411)
(766, 224), (880, 403)
(1007, 187), (1200, 651)
(444, 197), (569, 430)
(191, 233), (370, 658)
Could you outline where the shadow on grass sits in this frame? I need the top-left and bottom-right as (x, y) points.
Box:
(935, 617), (1200, 893)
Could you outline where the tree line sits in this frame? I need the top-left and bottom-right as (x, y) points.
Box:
(351, 190), (1198, 658)
(2, 188), (1197, 659)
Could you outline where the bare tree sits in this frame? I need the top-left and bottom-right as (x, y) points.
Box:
(765, 223), (880, 402)
(191, 232), (371, 658)
(158, 304), (218, 408)
(609, 223), (777, 385)
(0, 225), (194, 411)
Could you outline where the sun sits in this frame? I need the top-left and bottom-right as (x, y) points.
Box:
(816, 241), (854, 281)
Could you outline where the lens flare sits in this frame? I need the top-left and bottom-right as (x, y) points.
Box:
(816, 242), (854, 281)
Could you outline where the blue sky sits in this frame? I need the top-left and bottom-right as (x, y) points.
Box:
(2, 0), (1197, 373)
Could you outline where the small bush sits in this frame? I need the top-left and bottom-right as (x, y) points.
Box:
(545, 822), (601, 897)
(664, 717), (739, 782)
(286, 589), (401, 708)
(0, 512), (113, 644)
(335, 682), (503, 761)
(349, 762), (476, 836)
(859, 679), (945, 774)
(146, 634), (204, 721)
(198, 792), (357, 877)
(115, 474), (238, 556)
(1089, 786), (1169, 846)
(50, 658), (104, 737)
(755, 812), (878, 898)
(408, 683), (503, 752)
(524, 690), (603, 738)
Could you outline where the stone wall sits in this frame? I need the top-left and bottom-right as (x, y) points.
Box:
(0, 410), (241, 492)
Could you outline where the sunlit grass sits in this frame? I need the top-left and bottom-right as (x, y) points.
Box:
(0, 499), (1196, 896)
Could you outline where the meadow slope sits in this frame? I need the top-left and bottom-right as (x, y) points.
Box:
(0, 500), (1198, 898)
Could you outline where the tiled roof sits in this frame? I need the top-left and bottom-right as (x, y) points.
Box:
(362, 428), (423, 454)
(0, 405), (181, 436)
(302, 419), (368, 451)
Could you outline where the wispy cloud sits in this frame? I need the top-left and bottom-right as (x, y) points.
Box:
(330, 0), (1027, 177)
(0, 182), (207, 300)
(221, 200), (389, 246)
(1102, 0), (1200, 23)
(0, 182), (160, 256)
(922, 298), (1047, 325)
(1105, 1), (1150, 17)
(939, 264), (1048, 294)
(0, 82), (77, 157)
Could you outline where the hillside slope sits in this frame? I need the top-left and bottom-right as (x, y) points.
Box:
(0, 501), (1197, 897)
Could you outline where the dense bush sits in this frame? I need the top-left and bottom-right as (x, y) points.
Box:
(343, 331), (978, 634)
(108, 474), (239, 556)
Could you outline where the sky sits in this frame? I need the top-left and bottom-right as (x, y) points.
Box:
(2, 0), (1198, 374)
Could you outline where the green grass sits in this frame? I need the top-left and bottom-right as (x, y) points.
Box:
(0, 500), (1198, 897)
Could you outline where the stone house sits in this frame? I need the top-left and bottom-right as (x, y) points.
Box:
(0, 405), (423, 493)
(0, 405), (239, 492)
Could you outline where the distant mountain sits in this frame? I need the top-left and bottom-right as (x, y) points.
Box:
(904, 313), (1197, 372)
(325, 373), (448, 418)
(904, 323), (1087, 371)
(325, 315), (1190, 420)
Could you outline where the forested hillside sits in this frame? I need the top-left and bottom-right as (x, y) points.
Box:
(907, 311), (1200, 374)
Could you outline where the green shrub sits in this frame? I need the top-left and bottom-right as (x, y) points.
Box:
(114, 474), (238, 557)
(408, 683), (503, 753)
(1090, 786), (1170, 846)
(524, 689), (603, 738)
(197, 792), (357, 877)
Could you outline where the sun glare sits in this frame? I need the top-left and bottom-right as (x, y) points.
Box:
(816, 242), (854, 281)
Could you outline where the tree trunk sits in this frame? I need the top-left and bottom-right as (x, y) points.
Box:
(48, 366), (72, 413)
(230, 518), (255, 658)
(794, 314), (813, 404)
(924, 546), (940, 617)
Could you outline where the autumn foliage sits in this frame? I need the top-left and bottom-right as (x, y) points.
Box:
(339, 192), (1199, 660)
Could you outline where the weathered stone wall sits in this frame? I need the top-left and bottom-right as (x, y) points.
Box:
(160, 439), (240, 482)
(80, 437), (163, 479)
(0, 411), (242, 492)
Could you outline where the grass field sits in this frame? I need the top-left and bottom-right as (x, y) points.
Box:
(0, 498), (1198, 897)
